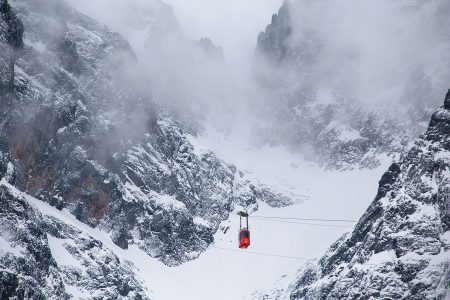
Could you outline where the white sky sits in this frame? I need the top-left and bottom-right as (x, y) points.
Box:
(162, 0), (284, 76)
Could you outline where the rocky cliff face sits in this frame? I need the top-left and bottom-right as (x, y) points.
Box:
(0, 0), (23, 110)
(255, 93), (450, 299)
(0, 181), (150, 299)
(252, 0), (450, 170)
(0, 0), (296, 285)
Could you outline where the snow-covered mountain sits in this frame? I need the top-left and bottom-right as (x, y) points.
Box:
(254, 92), (450, 299)
(0, 181), (150, 299)
(0, 0), (300, 297)
(2, 0), (450, 299)
(252, 0), (450, 169)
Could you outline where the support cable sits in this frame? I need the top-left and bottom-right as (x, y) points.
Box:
(211, 246), (318, 261)
(251, 215), (358, 223)
(250, 218), (353, 228)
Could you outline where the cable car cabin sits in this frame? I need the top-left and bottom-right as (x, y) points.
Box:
(238, 211), (250, 249)
(239, 228), (250, 249)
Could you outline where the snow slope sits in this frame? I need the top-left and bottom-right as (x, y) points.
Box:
(0, 128), (389, 299)
(0, 0), (418, 299)
(168, 129), (391, 300)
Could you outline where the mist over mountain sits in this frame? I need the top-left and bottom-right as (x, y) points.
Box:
(252, 0), (450, 169)
(65, 0), (240, 133)
(0, 0), (449, 299)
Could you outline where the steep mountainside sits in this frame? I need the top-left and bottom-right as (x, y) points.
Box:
(252, 0), (450, 169)
(255, 92), (450, 299)
(0, 180), (150, 299)
(65, 0), (233, 133)
(0, 0), (296, 287)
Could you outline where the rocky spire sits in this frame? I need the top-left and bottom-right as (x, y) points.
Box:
(444, 88), (450, 109)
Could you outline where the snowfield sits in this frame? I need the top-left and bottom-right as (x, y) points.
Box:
(1, 129), (390, 299)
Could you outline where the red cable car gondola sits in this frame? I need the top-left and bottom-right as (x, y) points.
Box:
(238, 211), (250, 249)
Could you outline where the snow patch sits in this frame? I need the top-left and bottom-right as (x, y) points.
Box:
(150, 192), (187, 212)
(0, 236), (24, 257)
(366, 250), (397, 265)
(193, 216), (210, 228)
(47, 236), (84, 270)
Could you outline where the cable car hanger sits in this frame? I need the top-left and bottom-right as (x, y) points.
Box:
(234, 211), (357, 250)
(238, 211), (250, 249)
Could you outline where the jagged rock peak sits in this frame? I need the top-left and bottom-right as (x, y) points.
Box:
(256, 0), (293, 63)
(444, 88), (450, 109)
(197, 37), (224, 59)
